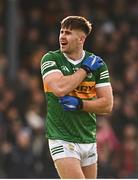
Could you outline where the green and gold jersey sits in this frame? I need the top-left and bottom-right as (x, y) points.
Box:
(41, 50), (110, 143)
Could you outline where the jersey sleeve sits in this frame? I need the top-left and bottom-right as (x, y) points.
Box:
(94, 62), (111, 88)
(41, 52), (62, 79)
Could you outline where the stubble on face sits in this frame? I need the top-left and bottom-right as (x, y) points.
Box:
(59, 28), (86, 59)
(60, 29), (80, 52)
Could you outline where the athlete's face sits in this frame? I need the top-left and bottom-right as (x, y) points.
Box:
(59, 28), (85, 55)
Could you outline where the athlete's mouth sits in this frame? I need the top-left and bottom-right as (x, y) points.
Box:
(61, 42), (68, 46)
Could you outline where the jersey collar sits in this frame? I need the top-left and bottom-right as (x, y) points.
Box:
(63, 50), (85, 65)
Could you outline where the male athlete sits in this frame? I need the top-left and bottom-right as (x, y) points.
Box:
(41, 16), (113, 179)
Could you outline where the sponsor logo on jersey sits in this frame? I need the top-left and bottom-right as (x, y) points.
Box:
(75, 82), (95, 93)
(69, 81), (96, 99)
(68, 144), (75, 151)
(75, 85), (94, 92)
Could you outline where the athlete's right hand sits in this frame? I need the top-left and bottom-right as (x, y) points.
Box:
(81, 54), (104, 73)
(59, 96), (83, 111)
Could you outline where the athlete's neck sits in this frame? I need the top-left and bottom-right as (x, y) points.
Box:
(64, 50), (84, 61)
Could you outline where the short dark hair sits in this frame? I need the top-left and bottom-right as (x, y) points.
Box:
(61, 16), (92, 36)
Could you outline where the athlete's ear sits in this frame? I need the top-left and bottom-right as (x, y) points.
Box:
(80, 34), (86, 44)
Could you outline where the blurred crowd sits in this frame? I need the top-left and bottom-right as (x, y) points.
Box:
(0, 0), (138, 178)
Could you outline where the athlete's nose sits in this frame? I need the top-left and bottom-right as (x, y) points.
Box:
(60, 33), (66, 39)
(60, 36), (66, 43)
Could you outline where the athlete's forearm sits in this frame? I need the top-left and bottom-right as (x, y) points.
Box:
(83, 97), (113, 114)
(50, 68), (87, 97)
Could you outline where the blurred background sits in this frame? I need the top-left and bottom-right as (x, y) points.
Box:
(0, 0), (138, 178)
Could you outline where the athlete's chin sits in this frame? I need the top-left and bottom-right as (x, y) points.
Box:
(60, 47), (68, 53)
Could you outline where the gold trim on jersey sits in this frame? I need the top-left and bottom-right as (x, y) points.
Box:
(43, 83), (50, 92)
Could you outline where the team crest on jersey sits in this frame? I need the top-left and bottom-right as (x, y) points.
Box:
(61, 65), (70, 72)
(73, 67), (79, 72)
(87, 73), (93, 79)
(72, 67), (92, 78)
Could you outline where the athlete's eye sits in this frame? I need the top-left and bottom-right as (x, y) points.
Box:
(66, 31), (71, 35)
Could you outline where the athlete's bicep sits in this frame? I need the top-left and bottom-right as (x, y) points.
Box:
(41, 53), (64, 94)
(43, 71), (63, 89)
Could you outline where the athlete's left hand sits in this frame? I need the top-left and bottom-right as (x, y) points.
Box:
(59, 96), (83, 111)
(81, 54), (104, 73)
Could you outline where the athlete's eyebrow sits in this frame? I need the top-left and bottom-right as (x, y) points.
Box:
(60, 29), (72, 34)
